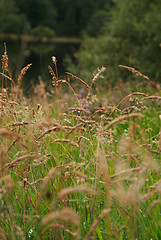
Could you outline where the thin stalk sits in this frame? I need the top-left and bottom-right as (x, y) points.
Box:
(23, 178), (27, 230)
(55, 60), (60, 120)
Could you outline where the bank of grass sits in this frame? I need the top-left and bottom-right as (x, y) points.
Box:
(0, 50), (161, 240)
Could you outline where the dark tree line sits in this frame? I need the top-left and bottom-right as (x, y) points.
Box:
(1, 0), (161, 84)
(0, 0), (113, 37)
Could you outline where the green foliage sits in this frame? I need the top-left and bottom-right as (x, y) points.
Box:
(0, 82), (160, 239)
(14, 0), (57, 29)
(0, 0), (112, 37)
(0, 50), (161, 239)
(31, 26), (56, 38)
(86, 9), (110, 36)
(53, 0), (113, 36)
(67, 0), (161, 84)
(65, 34), (120, 86)
(0, 0), (28, 34)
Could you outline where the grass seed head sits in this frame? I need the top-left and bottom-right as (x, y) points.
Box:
(42, 207), (80, 226)
(1, 43), (8, 73)
(52, 56), (57, 64)
(17, 63), (32, 88)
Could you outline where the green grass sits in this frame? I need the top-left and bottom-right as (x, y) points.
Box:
(0, 56), (161, 239)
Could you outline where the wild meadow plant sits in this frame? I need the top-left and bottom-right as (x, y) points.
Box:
(0, 45), (160, 239)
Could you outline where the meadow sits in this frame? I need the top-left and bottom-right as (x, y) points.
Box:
(0, 47), (160, 240)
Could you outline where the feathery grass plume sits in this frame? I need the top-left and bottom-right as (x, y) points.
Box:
(141, 95), (161, 102)
(2, 43), (8, 74)
(151, 180), (161, 192)
(31, 154), (50, 167)
(0, 147), (7, 177)
(66, 122), (83, 135)
(17, 63), (32, 89)
(110, 167), (142, 179)
(36, 119), (78, 140)
(105, 113), (144, 130)
(53, 139), (80, 148)
(146, 200), (160, 215)
(50, 56), (61, 117)
(52, 56), (58, 79)
(91, 67), (106, 85)
(36, 126), (61, 140)
(41, 208), (80, 239)
(140, 148), (159, 170)
(69, 106), (88, 113)
(41, 224), (79, 240)
(119, 65), (150, 80)
(1, 44), (8, 92)
(48, 65), (58, 87)
(5, 152), (39, 169)
(5, 121), (31, 128)
(30, 178), (45, 186)
(63, 114), (96, 125)
(58, 184), (96, 200)
(0, 129), (23, 140)
(37, 167), (60, 207)
(108, 92), (148, 117)
(42, 207), (80, 225)
(125, 92), (148, 98)
(83, 209), (111, 240)
(141, 179), (161, 199)
(119, 65), (160, 91)
(73, 170), (89, 180)
(41, 207), (80, 239)
(111, 178), (145, 208)
(36, 118), (67, 132)
(1, 43), (9, 115)
(0, 175), (13, 194)
(66, 72), (90, 90)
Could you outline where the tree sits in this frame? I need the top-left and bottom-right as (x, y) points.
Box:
(0, 0), (113, 37)
(14, 0), (57, 29)
(0, 0), (27, 34)
(66, 0), (161, 84)
(53, 0), (113, 36)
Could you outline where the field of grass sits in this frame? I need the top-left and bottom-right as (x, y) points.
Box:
(0, 50), (161, 240)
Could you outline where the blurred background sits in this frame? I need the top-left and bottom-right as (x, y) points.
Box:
(0, 0), (161, 93)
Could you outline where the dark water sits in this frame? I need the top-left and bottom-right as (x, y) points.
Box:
(0, 40), (79, 94)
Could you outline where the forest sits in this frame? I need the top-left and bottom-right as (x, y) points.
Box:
(0, 0), (161, 86)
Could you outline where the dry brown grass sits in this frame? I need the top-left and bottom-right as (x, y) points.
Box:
(0, 46), (160, 239)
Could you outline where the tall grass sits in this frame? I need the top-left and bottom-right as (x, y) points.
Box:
(0, 46), (160, 240)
